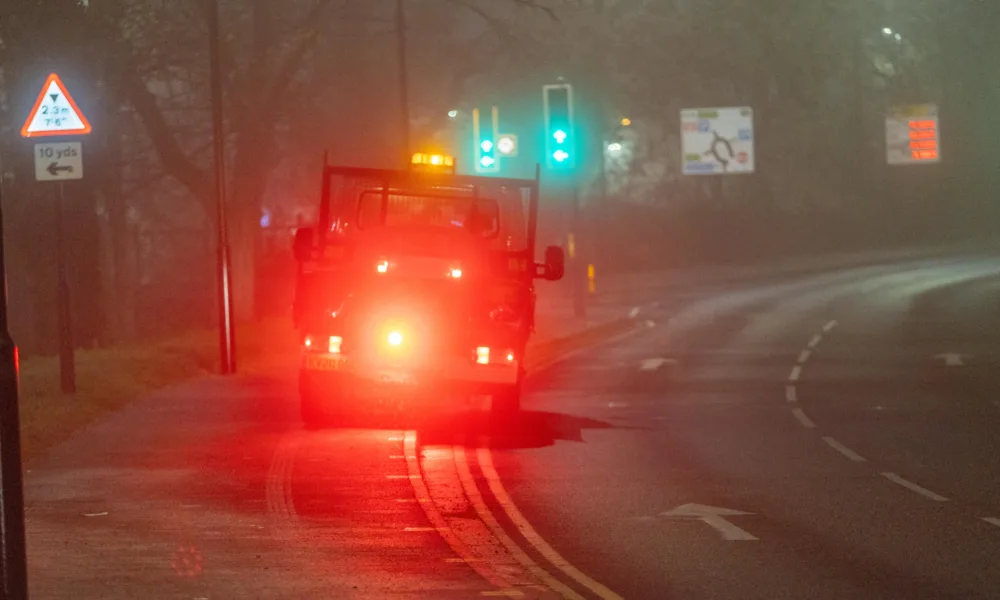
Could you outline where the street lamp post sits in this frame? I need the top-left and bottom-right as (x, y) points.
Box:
(853, 1), (870, 215)
(396, 0), (411, 165)
(208, 0), (236, 374)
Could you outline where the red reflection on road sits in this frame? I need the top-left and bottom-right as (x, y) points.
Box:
(171, 543), (204, 578)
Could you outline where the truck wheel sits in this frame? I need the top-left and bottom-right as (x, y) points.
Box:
(300, 374), (342, 429)
(300, 384), (326, 429)
(491, 382), (521, 415)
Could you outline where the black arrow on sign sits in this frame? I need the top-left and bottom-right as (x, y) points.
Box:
(47, 163), (73, 176)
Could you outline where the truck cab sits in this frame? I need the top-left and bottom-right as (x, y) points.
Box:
(292, 153), (564, 426)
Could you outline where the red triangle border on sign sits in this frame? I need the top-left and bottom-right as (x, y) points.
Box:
(20, 73), (92, 138)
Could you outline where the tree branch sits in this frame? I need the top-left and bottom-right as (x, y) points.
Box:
(261, 0), (336, 120)
(124, 69), (213, 207)
(445, 0), (558, 23)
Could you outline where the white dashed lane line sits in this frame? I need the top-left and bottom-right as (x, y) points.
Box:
(785, 385), (797, 403)
(881, 472), (949, 502)
(821, 437), (867, 462)
(791, 408), (816, 429)
(788, 321), (1000, 530)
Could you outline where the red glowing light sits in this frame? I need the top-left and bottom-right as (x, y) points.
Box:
(171, 544), (204, 578)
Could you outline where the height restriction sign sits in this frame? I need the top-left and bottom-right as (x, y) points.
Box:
(886, 104), (940, 165)
(20, 73), (92, 138)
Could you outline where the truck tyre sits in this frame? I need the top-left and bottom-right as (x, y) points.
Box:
(300, 383), (326, 429)
(491, 381), (521, 415)
(300, 374), (343, 429)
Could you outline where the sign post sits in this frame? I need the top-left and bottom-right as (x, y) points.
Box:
(22, 73), (91, 394)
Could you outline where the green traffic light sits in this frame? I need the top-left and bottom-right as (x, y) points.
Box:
(481, 140), (494, 152)
(480, 156), (495, 167)
(553, 130), (567, 143)
(553, 150), (569, 162)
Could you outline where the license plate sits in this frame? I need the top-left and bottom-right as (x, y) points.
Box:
(375, 370), (416, 385)
(303, 355), (341, 371)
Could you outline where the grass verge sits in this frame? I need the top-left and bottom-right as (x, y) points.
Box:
(19, 318), (298, 462)
(19, 313), (636, 463)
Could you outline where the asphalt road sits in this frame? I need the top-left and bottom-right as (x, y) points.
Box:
(25, 254), (1000, 599)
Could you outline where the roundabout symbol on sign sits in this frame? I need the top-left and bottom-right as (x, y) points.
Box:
(704, 131), (737, 172)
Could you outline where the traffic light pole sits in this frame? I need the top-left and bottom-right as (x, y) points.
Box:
(0, 156), (29, 599)
(571, 186), (586, 319)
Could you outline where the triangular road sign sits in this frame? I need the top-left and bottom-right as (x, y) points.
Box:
(20, 73), (92, 138)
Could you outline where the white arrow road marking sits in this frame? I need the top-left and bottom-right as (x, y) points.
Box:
(659, 503), (758, 541)
(982, 517), (1000, 528)
(934, 353), (967, 367)
(640, 358), (676, 371)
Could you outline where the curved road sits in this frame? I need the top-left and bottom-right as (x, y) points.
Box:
(25, 254), (1000, 599)
(487, 256), (1000, 599)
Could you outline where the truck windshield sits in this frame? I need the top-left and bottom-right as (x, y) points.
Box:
(357, 191), (500, 238)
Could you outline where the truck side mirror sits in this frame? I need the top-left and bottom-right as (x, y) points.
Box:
(542, 245), (565, 281)
(293, 227), (314, 262)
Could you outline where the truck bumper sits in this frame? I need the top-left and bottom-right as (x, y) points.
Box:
(299, 353), (519, 402)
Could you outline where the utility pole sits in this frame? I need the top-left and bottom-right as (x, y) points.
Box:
(208, 0), (236, 374)
(0, 153), (29, 599)
(396, 0), (411, 165)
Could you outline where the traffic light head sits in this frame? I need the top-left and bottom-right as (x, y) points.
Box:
(473, 108), (500, 173)
(544, 84), (574, 169)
